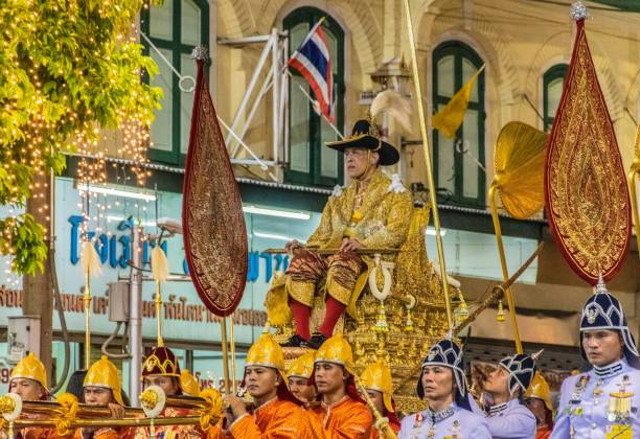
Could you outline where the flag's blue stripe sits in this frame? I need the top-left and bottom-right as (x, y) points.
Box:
(299, 38), (329, 78)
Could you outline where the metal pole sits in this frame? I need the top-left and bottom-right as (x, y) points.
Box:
(225, 37), (274, 147)
(271, 28), (280, 172)
(402, 0), (454, 330)
(129, 226), (143, 406)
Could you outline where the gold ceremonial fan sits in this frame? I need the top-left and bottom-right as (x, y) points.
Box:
(492, 121), (549, 219)
(488, 121), (548, 353)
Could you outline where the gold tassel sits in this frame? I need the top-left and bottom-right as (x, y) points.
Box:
(370, 89), (413, 134)
(80, 241), (101, 277)
(497, 299), (506, 322)
(150, 246), (169, 282)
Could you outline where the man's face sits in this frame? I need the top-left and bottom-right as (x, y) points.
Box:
(288, 376), (316, 402)
(83, 387), (113, 406)
(364, 389), (384, 415)
(9, 378), (43, 401)
(582, 329), (624, 367)
(244, 366), (279, 400)
(314, 362), (346, 395)
(484, 366), (510, 395)
(344, 147), (378, 179)
(523, 397), (548, 425)
(421, 366), (454, 402)
(143, 375), (179, 396)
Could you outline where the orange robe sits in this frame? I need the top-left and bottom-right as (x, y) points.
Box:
(536, 425), (552, 439)
(369, 417), (400, 439)
(73, 428), (120, 439)
(10, 413), (56, 439)
(130, 406), (204, 439)
(229, 397), (311, 438)
(308, 396), (373, 439)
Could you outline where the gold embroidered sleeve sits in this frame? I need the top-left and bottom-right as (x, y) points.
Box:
(360, 191), (412, 249)
(307, 198), (334, 248)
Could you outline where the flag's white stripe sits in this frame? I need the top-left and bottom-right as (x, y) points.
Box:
(310, 32), (330, 61)
(293, 54), (330, 102)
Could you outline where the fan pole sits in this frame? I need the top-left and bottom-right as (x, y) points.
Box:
(489, 183), (523, 354)
(629, 124), (640, 262)
(230, 315), (238, 394)
(402, 0), (453, 330)
(220, 318), (231, 396)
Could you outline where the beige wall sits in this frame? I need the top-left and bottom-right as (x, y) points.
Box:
(214, 0), (640, 194)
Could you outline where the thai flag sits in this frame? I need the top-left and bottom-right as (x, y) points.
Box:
(288, 20), (334, 122)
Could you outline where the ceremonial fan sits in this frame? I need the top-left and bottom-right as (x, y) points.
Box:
(489, 121), (548, 354)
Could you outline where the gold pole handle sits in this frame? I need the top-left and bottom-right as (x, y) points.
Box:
(220, 318), (231, 396)
(629, 167), (640, 262)
(489, 183), (523, 354)
(230, 315), (238, 395)
(84, 271), (92, 370)
(155, 282), (164, 347)
(402, 0), (453, 330)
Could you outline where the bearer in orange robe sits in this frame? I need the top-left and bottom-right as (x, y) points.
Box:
(360, 360), (400, 438)
(73, 355), (127, 439)
(308, 334), (373, 438)
(523, 372), (554, 439)
(286, 351), (316, 405)
(222, 333), (311, 438)
(6, 353), (56, 439)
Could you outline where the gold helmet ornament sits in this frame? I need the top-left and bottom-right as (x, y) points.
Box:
(286, 351), (315, 381)
(84, 355), (124, 405)
(180, 370), (201, 397)
(524, 371), (553, 411)
(314, 334), (355, 375)
(10, 353), (48, 392)
(360, 360), (394, 413)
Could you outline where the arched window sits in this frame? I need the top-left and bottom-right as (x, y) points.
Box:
(284, 7), (344, 187)
(432, 41), (486, 207)
(141, 0), (210, 165)
(543, 64), (569, 132)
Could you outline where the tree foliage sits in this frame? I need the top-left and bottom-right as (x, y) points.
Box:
(0, 0), (162, 275)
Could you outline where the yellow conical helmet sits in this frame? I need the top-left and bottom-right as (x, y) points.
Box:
(360, 360), (394, 413)
(246, 333), (285, 372)
(314, 334), (355, 375)
(180, 370), (201, 397)
(287, 351), (315, 381)
(524, 371), (552, 411)
(10, 353), (48, 392)
(84, 355), (124, 405)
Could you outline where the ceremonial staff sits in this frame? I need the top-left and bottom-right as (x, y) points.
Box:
(80, 239), (101, 369)
(402, 0), (453, 329)
(489, 122), (548, 353)
(182, 47), (248, 396)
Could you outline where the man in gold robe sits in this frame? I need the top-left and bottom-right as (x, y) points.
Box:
(276, 119), (412, 349)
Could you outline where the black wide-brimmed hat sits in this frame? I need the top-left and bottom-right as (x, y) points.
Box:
(326, 119), (400, 166)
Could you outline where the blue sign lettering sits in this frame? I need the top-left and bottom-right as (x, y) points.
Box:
(67, 215), (288, 283)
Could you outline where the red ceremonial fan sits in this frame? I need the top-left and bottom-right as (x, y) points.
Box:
(544, 3), (631, 284)
(182, 48), (248, 316)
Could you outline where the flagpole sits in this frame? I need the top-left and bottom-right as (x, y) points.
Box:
(290, 72), (343, 140)
(402, 0), (454, 330)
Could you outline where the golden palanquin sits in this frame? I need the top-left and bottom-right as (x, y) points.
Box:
(274, 204), (459, 413)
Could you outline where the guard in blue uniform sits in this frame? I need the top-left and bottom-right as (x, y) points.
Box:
(551, 275), (640, 439)
(469, 353), (537, 439)
(398, 338), (491, 439)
